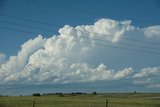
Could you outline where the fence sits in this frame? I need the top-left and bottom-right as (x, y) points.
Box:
(0, 98), (160, 107)
(24, 99), (160, 107)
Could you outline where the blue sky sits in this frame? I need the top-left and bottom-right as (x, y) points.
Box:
(0, 0), (160, 95)
(0, 0), (160, 56)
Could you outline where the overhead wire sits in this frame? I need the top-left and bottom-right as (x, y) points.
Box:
(0, 0), (159, 91)
(0, 26), (36, 35)
(1, 13), (160, 45)
(5, 5), (89, 22)
(79, 36), (160, 51)
(28, 0), (158, 24)
(0, 25), (160, 55)
(3, 5), (160, 46)
(63, 36), (160, 55)
(1, 2), (160, 45)
(0, 0), (160, 54)
(0, 20), (55, 32)
(0, 13), (61, 28)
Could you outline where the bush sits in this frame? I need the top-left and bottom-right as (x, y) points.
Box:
(92, 92), (97, 95)
(33, 93), (41, 97)
(58, 93), (65, 97)
(134, 91), (137, 94)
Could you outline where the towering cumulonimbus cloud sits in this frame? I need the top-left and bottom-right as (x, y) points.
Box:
(0, 36), (46, 83)
(0, 18), (160, 86)
(0, 53), (6, 65)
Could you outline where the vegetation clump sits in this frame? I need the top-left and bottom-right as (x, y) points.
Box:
(33, 93), (41, 97)
(92, 92), (97, 95)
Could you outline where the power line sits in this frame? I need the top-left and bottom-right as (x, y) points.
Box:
(0, 13), (160, 45)
(90, 32), (160, 45)
(0, 25), (160, 54)
(2, 2), (160, 45)
(29, 0), (102, 16)
(29, 0), (158, 24)
(1, 12), (160, 46)
(0, 26), (36, 35)
(0, 20), (55, 32)
(82, 40), (160, 55)
(0, 13), (61, 28)
(6, 5), (160, 47)
(1, 13), (160, 45)
(80, 36), (160, 51)
(5, 5), (89, 22)
(62, 36), (160, 55)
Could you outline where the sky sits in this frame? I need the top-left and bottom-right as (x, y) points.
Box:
(0, 0), (160, 95)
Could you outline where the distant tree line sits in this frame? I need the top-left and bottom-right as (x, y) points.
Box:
(33, 93), (41, 97)
(40, 91), (98, 97)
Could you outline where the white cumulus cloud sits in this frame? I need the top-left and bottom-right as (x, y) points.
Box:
(144, 26), (160, 38)
(133, 67), (160, 78)
(0, 35), (46, 83)
(133, 67), (160, 88)
(112, 67), (133, 80)
(0, 18), (159, 85)
(0, 53), (6, 65)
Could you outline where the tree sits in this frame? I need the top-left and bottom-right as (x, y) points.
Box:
(92, 92), (97, 95)
(58, 93), (65, 97)
(33, 93), (41, 97)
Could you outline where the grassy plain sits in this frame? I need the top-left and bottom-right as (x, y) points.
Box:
(0, 93), (160, 107)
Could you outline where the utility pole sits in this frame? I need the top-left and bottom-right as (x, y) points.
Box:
(32, 99), (35, 107)
(106, 99), (108, 107)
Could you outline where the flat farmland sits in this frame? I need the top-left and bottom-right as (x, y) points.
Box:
(0, 93), (160, 107)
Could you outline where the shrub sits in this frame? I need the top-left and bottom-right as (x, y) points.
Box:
(33, 93), (41, 97)
(92, 92), (97, 95)
(58, 93), (65, 97)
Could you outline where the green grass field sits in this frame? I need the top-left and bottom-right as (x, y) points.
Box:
(0, 93), (160, 107)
